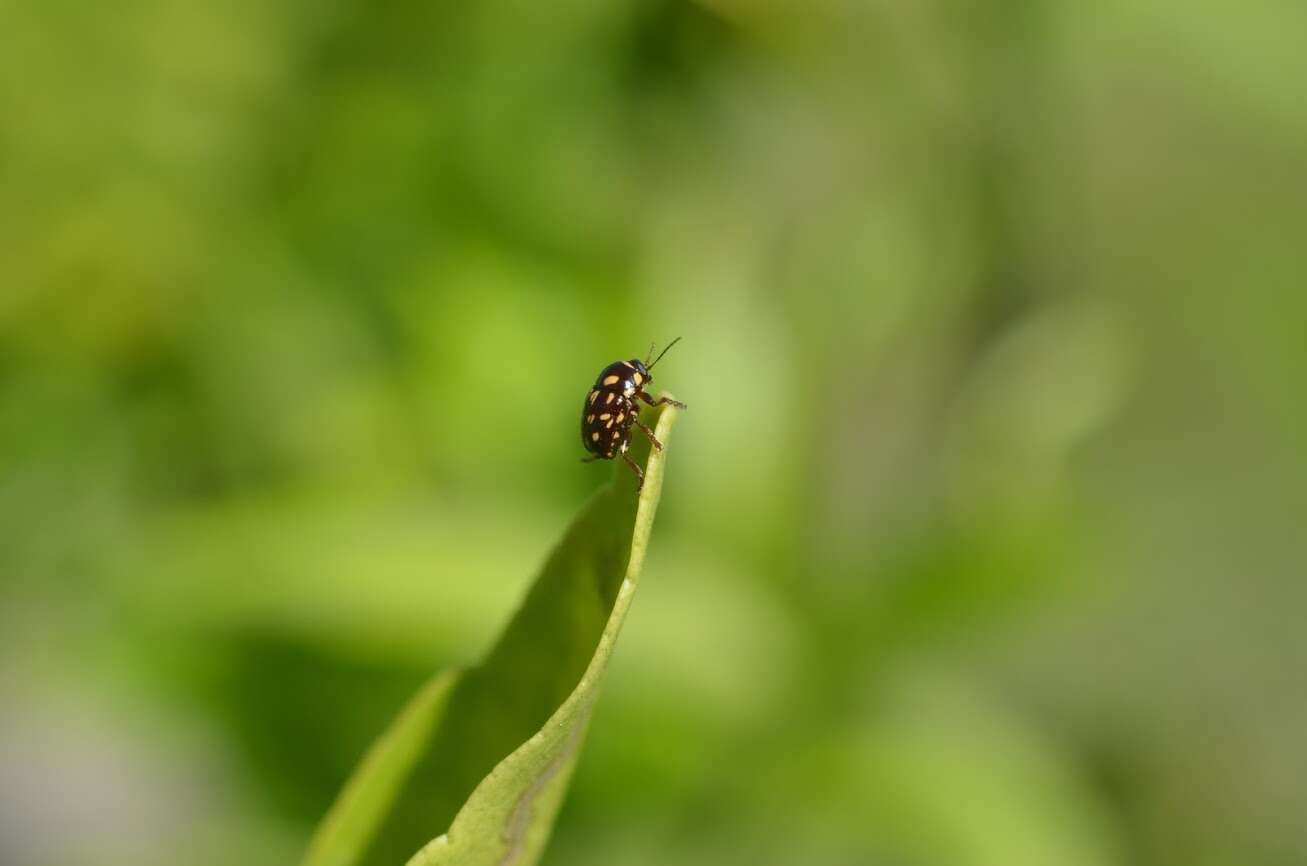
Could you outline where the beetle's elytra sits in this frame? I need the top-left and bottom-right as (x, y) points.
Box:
(581, 338), (686, 490)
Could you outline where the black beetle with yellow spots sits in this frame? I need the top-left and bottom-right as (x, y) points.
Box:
(581, 338), (686, 490)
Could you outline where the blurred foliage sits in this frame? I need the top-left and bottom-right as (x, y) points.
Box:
(1, 1), (1305, 865)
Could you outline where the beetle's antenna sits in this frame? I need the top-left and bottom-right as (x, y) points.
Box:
(646, 336), (682, 370)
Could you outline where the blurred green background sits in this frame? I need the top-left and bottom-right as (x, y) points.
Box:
(3, 1), (1306, 865)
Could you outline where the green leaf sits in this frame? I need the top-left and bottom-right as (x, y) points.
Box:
(303, 671), (462, 866)
(302, 399), (682, 866)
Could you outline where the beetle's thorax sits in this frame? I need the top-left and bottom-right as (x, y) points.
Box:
(628, 359), (651, 392)
(594, 359), (650, 396)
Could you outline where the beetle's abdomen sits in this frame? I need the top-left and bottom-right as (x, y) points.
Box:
(581, 387), (635, 458)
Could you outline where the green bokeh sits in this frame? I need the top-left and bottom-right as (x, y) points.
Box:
(2, 1), (1305, 865)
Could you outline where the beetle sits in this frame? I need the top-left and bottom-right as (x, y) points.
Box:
(581, 337), (687, 490)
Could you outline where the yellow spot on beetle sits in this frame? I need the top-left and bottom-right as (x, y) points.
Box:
(599, 413), (611, 420)
(602, 374), (620, 386)
(621, 361), (635, 368)
(612, 430), (621, 439)
(633, 372), (643, 386)
(589, 391), (599, 405)
(591, 431), (600, 442)
(615, 412), (624, 423)
(586, 414), (595, 423)
(605, 392), (616, 405)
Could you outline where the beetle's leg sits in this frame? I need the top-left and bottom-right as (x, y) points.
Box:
(637, 391), (687, 411)
(633, 418), (664, 451)
(621, 451), (645, 491)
